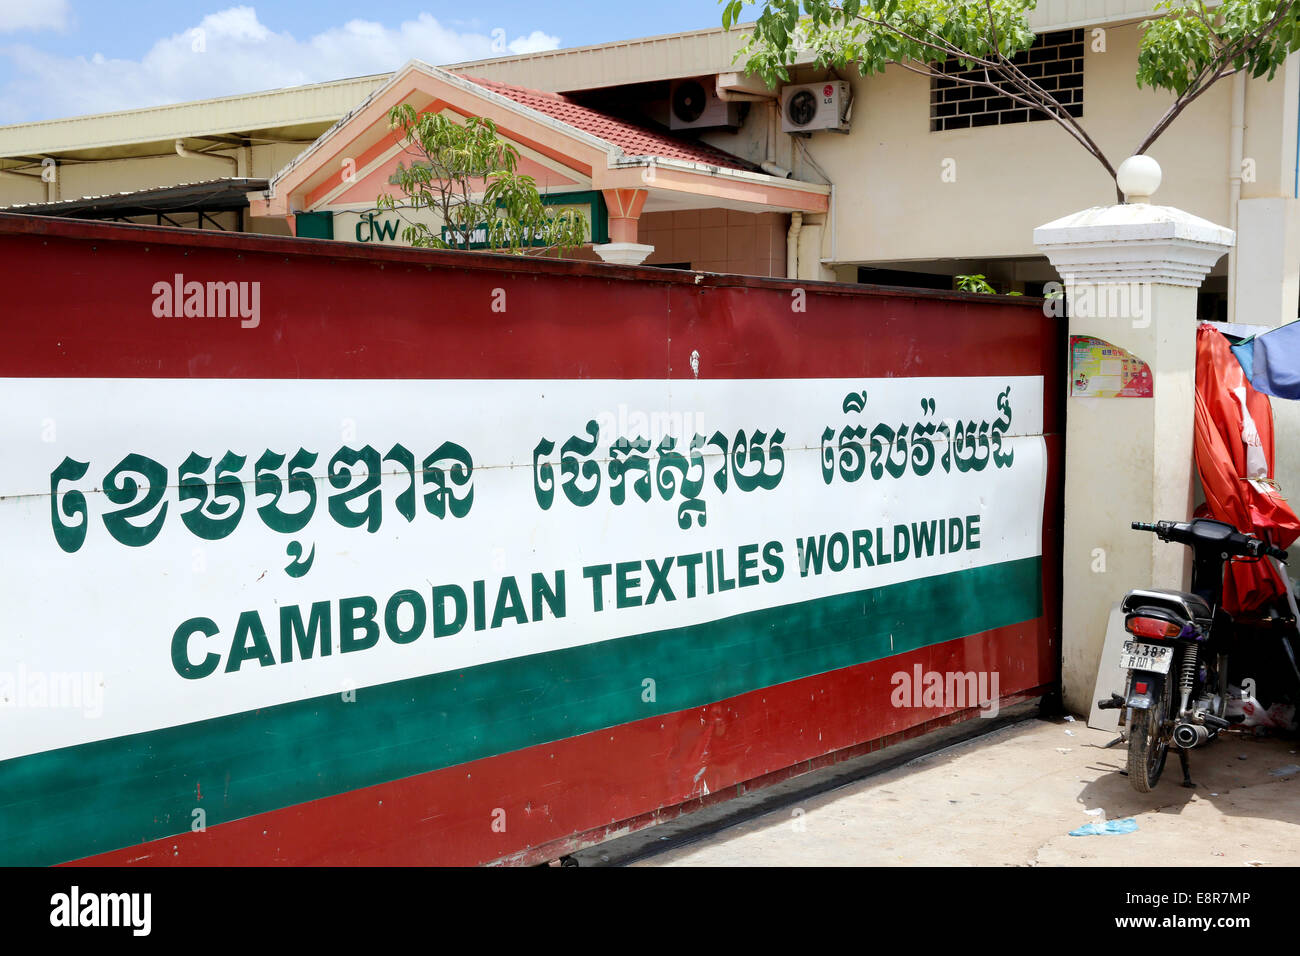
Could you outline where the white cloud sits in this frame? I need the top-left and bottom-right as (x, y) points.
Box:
(0, 6), (560, 123)
(509, 30), (563, 55)
(0, 0), (70, 33)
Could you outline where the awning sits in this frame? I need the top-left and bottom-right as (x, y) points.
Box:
(1, 178), (269, 219)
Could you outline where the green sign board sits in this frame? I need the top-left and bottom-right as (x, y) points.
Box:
(322, 191), (608, 248)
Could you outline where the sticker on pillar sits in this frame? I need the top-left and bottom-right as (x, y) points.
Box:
(1069, 336), (1152, 398)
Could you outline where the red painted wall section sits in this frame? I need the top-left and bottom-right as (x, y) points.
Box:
(0, 213), (1056, 386)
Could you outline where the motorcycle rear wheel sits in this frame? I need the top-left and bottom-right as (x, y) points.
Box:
(1127, 681), (1169, 793)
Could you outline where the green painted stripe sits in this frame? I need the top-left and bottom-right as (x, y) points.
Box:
(1, 556), (1041, 865)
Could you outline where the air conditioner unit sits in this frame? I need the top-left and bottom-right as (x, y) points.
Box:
(780, 81), (852, 133)
(669, 78), (742, 130)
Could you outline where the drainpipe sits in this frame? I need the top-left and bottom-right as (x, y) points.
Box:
(787, 211), (803, 279)
(1228, 72), (1246, 322)
(766, 99), (777, 169)
(175, 139), (239, 174)
(822, 183), (837, 269)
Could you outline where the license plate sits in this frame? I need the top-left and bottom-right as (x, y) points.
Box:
(1119, 641), (1174, 674)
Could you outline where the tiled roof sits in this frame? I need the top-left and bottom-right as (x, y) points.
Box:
(465, 76), (759, 173)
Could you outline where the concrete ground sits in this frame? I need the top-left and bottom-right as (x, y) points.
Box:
(626, 716), (1300, 866)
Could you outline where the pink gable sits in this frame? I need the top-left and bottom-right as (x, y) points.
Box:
(323, 140), (584, 209)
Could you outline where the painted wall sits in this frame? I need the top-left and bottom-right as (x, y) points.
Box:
(0, 213), (1061, 865)
(775, 23), (1227, 264)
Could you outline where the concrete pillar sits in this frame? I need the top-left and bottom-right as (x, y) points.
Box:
(595, 187), (654, 266)
(1033, 157), (1235, 714)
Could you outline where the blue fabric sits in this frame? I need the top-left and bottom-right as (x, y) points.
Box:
(1232, 340), (1256, 381)
(1250, 320), (1300, 399)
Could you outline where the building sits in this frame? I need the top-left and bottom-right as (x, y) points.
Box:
(2, 2), (1297, 324)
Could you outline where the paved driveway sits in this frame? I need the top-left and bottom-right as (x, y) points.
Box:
(630, 717), (1300, 866)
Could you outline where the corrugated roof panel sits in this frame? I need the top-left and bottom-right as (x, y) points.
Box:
(0, 75), (390, 157)
(1028, 0), (1156, 30)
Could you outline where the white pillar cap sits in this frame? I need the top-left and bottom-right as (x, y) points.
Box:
(593, 242), (655, 266)
(1033, 202), (1234, 287)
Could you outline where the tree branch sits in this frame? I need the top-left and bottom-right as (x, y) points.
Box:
(1132, 0), (1296, 157)
(848, 11), (1005, 70)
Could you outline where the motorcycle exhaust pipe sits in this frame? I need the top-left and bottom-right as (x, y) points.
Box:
(1173, 722), (1210, 748)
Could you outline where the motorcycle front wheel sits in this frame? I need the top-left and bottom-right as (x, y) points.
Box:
(1127, 679), (1169, 792)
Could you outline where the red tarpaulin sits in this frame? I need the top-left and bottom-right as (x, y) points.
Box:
(1194, 323), (1300, 612)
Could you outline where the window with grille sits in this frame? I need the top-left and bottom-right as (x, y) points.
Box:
(930, 29), (1084, 132)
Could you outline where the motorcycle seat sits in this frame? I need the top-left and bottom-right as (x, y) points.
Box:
(1122, 587), (1214, 624)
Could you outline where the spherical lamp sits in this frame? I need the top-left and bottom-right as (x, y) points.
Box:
(1116, 155), (1162, 204)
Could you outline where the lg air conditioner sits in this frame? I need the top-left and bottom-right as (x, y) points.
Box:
(780, 81), (852, 133)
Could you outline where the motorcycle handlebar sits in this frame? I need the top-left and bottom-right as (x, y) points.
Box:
(1242, 537), (1289, 562)
(1130, 519), (1287, 562)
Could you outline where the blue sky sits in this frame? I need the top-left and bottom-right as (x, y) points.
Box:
(0, 1), (757, 125)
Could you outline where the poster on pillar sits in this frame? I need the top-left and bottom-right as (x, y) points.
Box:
(1069, 335), (1153, 398)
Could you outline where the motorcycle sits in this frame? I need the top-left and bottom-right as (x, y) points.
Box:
(1097, 518), (1290, 792)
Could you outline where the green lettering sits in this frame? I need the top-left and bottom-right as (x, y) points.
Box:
(226, 610), (275, 672)
(853, 529), (873, 568)
(912, 520), (937, 557)
(893, 524), (910, 562)
(531, 571), (566, 621)
(827, 533), (849, 572)
(947, 516), (964, 551)
(385, 589), (427, 644)
(433, 585), (467, 637)
(172, 617), (220, 679)
(676, 552), (703, 597)
(797, 535), (826, 576)
(279, 601), (332, 662)
(762, 540), (784, 583)
(645, 557), (675, 604)
(737, 544), (760, 586)
(715, 549), (735, 591)
(584, 564), (613, 611)
(339, 595), (380, 652)
(491, 577), (528, 628)
(616, 561), (642, 609)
